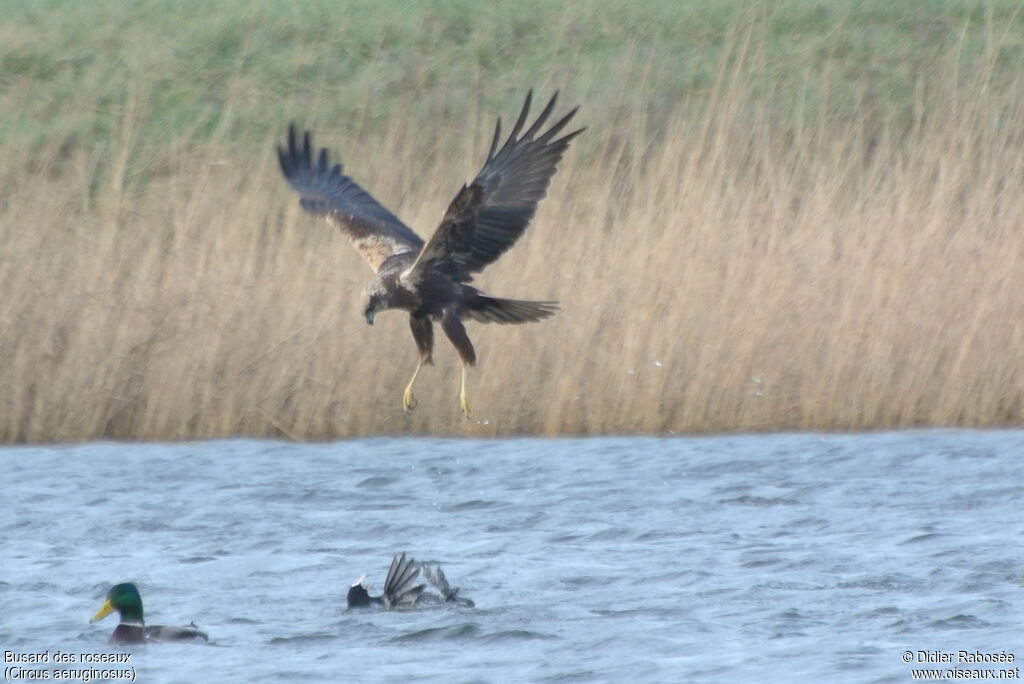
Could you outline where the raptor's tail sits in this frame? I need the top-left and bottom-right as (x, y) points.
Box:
(465, 296), (558, 324)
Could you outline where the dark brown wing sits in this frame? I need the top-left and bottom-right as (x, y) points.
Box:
(405, 183), (482, 280)
(278, 125), (424, 273)
(405, 91), (583, 283)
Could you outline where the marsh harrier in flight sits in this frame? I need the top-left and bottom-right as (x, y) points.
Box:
(278, 91), (581, 417)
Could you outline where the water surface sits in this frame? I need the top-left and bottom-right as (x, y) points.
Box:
(3, 431), (1022, 682)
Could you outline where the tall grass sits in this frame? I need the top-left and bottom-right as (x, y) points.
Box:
(2, 2), (1023, 441)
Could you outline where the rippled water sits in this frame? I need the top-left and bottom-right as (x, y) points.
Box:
(3, 431), (1022, 682)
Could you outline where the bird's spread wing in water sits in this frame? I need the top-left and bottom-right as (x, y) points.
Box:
(278, 125), (424, 273)
(382, 552), (425, 608)
(404, 91), (583, 284)
(423, 564), (475, 607)
(422, 564), (454, 599)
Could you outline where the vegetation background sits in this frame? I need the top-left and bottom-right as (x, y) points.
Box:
(1, 0), (1023, 442)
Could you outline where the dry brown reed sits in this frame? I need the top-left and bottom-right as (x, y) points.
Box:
(2, 13), (1023, 442)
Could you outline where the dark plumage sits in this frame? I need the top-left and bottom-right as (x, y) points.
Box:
(90, 583), (208, 645)
(347, 553), (426, 609)
(346, 554), (475, 610)
(278, 91), (582, 416)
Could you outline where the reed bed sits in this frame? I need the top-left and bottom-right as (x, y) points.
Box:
(2, 2), (1023, 441)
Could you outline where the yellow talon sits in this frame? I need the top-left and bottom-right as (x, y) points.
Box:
(459, 366), (471, 419)
(403, 361), (422, 413)
(403, 386), (417, 412)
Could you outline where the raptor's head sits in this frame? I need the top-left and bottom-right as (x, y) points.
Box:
(360, 280), (390, 326)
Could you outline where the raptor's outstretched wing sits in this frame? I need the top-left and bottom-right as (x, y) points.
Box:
(278, 125), (424, 272)
(405, 91), (583, 283)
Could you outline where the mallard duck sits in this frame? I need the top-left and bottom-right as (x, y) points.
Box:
(347, 553), (474, 609)
(90, 583), (208, 644)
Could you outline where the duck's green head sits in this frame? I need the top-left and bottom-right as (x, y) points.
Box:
(91, 583), (144, 624)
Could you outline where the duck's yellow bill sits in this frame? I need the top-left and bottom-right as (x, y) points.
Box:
(90, 599), (114, 623)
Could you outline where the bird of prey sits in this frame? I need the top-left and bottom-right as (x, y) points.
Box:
(278, 91), (582, 417)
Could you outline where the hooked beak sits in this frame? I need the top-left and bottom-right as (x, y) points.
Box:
(365, 311), (375, 326)
(91, 598), (115, 623)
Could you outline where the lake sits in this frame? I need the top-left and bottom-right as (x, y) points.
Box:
(3, 431), (1021, 682)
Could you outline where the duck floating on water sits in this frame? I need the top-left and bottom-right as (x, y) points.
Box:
(347, 553), (474, 609)
(90, 583), (208, 645)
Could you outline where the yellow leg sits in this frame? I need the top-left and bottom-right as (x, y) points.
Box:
(403, 361), (422, 412)
(459, 365), (472, 419)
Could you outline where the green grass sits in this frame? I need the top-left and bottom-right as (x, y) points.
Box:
(2, 0), (1022, 176)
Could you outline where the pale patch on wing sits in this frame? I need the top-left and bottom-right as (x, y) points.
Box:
(347, 233), (414, 273)
(279, 125), (424, 274)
